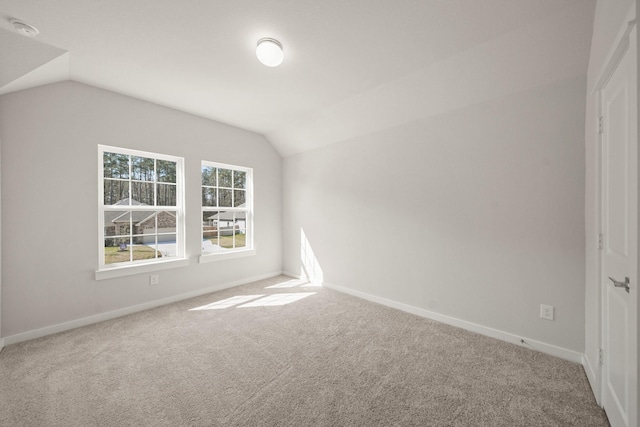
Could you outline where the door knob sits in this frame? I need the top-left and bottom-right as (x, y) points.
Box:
(608, 276), (630, 293)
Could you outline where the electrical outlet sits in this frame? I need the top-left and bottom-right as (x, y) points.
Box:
(540, 304), (554, 320)
(149, 275), (159, 286)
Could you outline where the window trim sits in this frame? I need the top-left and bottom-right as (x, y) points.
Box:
(95, 258), (191, 280)
(198, 248), (256, 264)
(200, 160), (254, 262)
(97, 145), (186, 277)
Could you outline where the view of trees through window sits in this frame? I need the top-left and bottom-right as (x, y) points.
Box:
(100, 147), (183, 267)
(103, 152), (177, 206)
(99, 148), (250, 269)
(201, 162), (251, 254)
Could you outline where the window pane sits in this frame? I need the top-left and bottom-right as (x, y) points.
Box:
(104, 211), (129, 245)
(234, 211), (247, 230)
(131, 156), (155, 181)
(202, 166), (217, 186)
(220, 229), (235, 249)
(234, 215), (246, 249)
(219, 168), (232, 188)
(106, 211), (132, 237)
(157, 210), (177, 230)
(214, 210), (234, 249)
(202, 210), (218, 225)
(131, 243), (160, 262)
(104, 210), (132, 264)
(234, 234), (246, 249)
(103, 152), (129, 179)
(219, 189), (232, 207)
(203, 225), (219, 254)
(156, 184), (176, 206)
(134, 211), (156, 236)
(234, 170), (246, 189)
(132, 182), (154, 205)
(202, 188), (217, 207)
(234, 189), (246, 207)
(156, 234), (177, 259)
(138, 235), (157, 250)
(203, 230), (218, 241)
(157, 160), (177, 183)
(104, 237), (132, 265)
(104, 180), (129, 205)
(202, 211), (219, 251)
(214, 211), (233, 228)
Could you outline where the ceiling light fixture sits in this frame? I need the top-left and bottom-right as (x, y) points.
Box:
(10, 18), (39, 37)
(256, 38), (284, 67)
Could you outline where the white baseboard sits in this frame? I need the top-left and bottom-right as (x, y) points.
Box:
(3, 271), (283, 346)
(583, 354), (601, 405)
(4, 273), (586, 367)
(323, 282), (583, 364)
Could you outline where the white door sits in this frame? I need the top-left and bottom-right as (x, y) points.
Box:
(600, 24), (638, 427)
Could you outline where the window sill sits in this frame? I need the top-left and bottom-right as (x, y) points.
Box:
(95, 258), (191, 280)
(199, 249), (256, 264)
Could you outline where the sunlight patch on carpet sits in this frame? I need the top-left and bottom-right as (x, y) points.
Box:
(189, 295), (265, 311)
(237, 292), (316, 308)
(265, 279), (307, 289)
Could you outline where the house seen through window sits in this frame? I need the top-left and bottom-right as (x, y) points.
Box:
(201, 161), (253, 256)
(99, 145), (185, 268)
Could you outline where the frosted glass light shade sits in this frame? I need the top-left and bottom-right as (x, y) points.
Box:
(256, 38), (284, 67)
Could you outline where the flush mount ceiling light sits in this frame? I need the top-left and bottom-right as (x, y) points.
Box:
(256, 38), (284, 67)
(10, 18), (39, 37)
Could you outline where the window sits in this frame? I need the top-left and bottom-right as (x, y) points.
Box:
(201, 161), (253, 260)
(98, 145), (185, 271)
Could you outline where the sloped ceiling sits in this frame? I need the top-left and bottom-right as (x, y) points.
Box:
(0, 28), (66, 87)
(0, 0), (595, 157)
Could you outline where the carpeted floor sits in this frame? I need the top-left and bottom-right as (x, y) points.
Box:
(0, 275), (609, 426)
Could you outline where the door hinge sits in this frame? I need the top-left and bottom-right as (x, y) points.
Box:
(598, 116), (604, 134)
(598, 233), (603, 250)
(599, 348), (604, 366)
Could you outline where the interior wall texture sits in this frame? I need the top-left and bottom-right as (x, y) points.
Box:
(283, 74), (587, 352)
(584, 0), (636, 397)
(0, 81), (282, 337)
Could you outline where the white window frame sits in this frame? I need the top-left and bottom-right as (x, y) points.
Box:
(200, 160), (254, 263)
(96, 145), (187, 280)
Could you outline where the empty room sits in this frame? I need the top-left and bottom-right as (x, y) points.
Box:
(0, 0), (638, 426)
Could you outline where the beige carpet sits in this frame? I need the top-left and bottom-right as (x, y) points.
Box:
(0, 275), (608, 426)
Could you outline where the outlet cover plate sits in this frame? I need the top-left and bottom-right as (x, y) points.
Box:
(540, 304), (554, 320)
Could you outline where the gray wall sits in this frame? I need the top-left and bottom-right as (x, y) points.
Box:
(584, 0), (636, 398)
(0, 81), (282, 337)
(283, 74), (587, 352)
(0, 137), (2, 350)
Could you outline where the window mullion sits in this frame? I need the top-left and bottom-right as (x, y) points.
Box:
(231, 170), (235, 207)
(153, 158), (157, 207)
(128, 212), (133, 263)
(128, 155), (132, 207)
(128, 154), (133, 263)
(155, 212), (158, 260)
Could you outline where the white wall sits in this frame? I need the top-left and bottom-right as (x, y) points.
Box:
(283, 74), (587, 353)
(583, 0), (636, 398)
(0, 81), (282, 338)
(0, 136), (2, 351)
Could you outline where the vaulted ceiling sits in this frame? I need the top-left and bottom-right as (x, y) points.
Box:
(0, 0), (595, 157)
